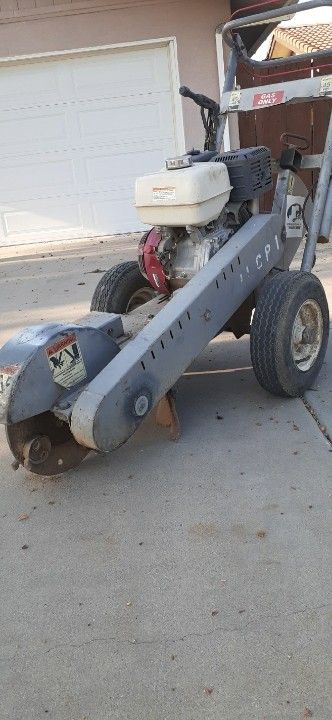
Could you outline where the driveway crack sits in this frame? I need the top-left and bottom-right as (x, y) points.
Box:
(2, 602), (329, 663)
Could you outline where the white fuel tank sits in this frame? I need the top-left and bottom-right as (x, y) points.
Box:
(135, 162), (232, 227)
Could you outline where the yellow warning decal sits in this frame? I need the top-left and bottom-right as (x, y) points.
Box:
(229, 90), (241, 109)
(320, 75), (332, 95)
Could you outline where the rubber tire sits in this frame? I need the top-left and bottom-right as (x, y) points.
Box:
(90, 261), (154, 314)
(250, 270), (329, 397)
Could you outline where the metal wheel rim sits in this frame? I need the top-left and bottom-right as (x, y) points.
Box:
(291, 299), (323, 372)
(126, 287), (156, 312)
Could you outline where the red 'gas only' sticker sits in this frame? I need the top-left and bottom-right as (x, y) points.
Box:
(252, 91), (284, 108)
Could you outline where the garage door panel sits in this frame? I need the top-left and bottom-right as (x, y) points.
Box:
(0, 158), (75, 199)
(0, 62), (62, 110)
(85, 147), (165, 188)
(76, 95), (174, 143)
(69, 47), (171, 100)
(90, 196), (140, 235)
(0, 110), (69, 155)
(0, 44), (181, 245)
(78, 135), (175, 156)
(77, 103), (160, 141)
(1, 199), (83, 238)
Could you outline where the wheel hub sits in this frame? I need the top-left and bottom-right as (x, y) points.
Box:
(126, 287), (156, 312)
(291, 299), (324, 372)
(23, 435), (52, 466)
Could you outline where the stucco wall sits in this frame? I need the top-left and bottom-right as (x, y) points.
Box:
(0, 0), (231, 148)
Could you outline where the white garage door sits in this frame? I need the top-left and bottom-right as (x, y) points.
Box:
(0, 44), (182, 245)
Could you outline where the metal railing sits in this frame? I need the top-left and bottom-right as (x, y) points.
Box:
(221, 0), (332, 69)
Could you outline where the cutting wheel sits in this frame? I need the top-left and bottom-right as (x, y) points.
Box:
(6, 411), (90, 476)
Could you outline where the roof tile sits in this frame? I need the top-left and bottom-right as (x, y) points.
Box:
(273, 23), (332, 54)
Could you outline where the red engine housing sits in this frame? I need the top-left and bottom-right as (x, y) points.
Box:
(138, 228), (170, 295)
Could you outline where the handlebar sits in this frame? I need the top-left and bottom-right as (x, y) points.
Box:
(221, 0), (332, 69)
(179, 86), (220, 114)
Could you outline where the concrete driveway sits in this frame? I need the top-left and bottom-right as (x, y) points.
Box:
(0, 236), (331, 720)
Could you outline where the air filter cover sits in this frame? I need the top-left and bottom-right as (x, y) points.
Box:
(214, 146), (272, 201)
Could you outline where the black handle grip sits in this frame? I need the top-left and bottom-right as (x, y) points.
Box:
(179, 86), (219, 113)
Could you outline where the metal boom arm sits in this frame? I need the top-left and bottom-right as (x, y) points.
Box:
(71, 214), (282, 452)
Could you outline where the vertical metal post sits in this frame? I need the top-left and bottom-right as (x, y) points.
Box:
(215, 47), (238, 152)
(301, 109), (332, 272)
(319, 178), (332, 241)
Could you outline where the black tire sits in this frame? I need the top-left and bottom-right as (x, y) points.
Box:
(90, 261), (155, 314)
(250, 271), (329, 397)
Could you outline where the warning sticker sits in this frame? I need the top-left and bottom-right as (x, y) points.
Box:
(0, 364), (19, 397)
(288, 175), (295, 194)
(46, 333), (87, 388)
(152, 187), (176, 202)
(320, 74), (332, 96)
(286, 195), (305, 238)
(229, 90), (241, 110)
(252, 90), (284, 108)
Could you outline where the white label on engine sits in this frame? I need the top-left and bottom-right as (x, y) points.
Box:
(46, 333), (87, 388)
(152, 187), (176, 202)
(286, 195), (304, 238)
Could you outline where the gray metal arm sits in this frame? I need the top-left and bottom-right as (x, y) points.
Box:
(219, 75), (332, 115)
(216, 47), (238, 152)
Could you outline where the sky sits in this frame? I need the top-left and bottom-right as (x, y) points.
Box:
(253, 0), (332, 59)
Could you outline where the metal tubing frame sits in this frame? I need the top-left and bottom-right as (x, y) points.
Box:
(220, 0), (332, 69)
(320, 178), (332, 240)
(215, 1), (332, 146)
(301, 112), (332, 270)
(215, 0), (332, 271)
(216, 46), (238, 152)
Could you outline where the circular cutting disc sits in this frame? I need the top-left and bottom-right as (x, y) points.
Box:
(6, 411), (89, 476)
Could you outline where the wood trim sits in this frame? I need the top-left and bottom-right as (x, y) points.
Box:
(0, 0), (182, 25)
(168, 36), (186, 154)
(0, 35), (174, 64)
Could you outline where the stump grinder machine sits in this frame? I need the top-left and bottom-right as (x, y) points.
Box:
(1, 0), (332, 475)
